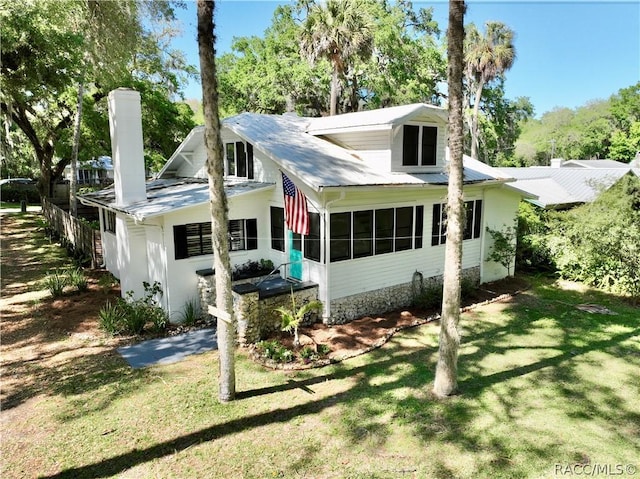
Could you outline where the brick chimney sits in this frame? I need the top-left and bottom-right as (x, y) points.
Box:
(108, 88), (147, 205)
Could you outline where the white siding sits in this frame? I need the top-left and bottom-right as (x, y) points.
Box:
(175, 141), (207, 178)
(322, 130), (392, 171)
(481, 186), (522, 283)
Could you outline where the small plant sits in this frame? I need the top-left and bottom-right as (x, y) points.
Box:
(98, 301), (125, 334)
(98, 272), (118, 294)
(299, 345), (318, 362)
(413, 283), (443, 310)
(256, 339), (294, 363)
(276, 290), (323, 347)
(317, 343), (331, 356)
(43, 269), (68, 297)
(68, 267), (88, 292)
(180, 298), (199, 327)
(486, 225), (518, 277)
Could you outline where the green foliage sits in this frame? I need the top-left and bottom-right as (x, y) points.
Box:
(276, 290), (323, 346)
(486, 225), (517, 277)
(412, 283), (443, 310)
(516, 202), (553, 270)
(99, 281), (168, 335)
(317, 343), (331, 356)
(43, 269), (69, 297)
(544, 175), (640, 298)
(179, 298), (199, 327)
(0, 184), (40, 203)
(67, 267), (88, 292)
(98, 272), (119, 294)
(299, 345), (317, 361)
(255, 340), (295, 363)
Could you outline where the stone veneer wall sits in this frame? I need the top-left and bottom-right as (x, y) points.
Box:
(234, 286), (319, 344)
(328, 266), (480, 325)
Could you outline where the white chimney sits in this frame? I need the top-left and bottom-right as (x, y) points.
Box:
(550, 158), (564, 168)
(108, 88), (147, 205)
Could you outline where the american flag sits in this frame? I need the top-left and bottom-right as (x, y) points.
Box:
(282, 172), (309, 235)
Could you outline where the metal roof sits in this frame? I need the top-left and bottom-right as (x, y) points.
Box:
(498, 167), (633, 208)
(561, 159), (630, 169)
(80, 178), (274, 221)
(224, 113), (499, 189)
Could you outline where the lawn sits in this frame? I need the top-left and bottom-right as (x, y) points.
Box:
(1, 214), (639, 479)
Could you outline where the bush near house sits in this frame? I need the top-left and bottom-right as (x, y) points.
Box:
(518, 174), (640, 299)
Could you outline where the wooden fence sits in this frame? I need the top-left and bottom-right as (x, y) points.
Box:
(42, 198), (103, 268)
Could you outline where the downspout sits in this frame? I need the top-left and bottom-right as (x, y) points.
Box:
(322, 190), (345, 323)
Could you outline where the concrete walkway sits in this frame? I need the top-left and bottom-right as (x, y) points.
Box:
(118, 327), (217, 369)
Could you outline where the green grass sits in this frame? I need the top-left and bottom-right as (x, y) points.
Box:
(3, 275), (639, 478)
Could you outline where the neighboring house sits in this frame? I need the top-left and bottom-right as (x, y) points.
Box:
(499, 160), (640, 209)
(81, 89), (526, 329)
(64, 156), (114, 185)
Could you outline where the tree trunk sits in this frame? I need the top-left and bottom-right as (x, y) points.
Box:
(197, 0), (236, 402)
(433, 0), (466, 399)
(70, 82), (84, 217)
(470, 79), (484, 160)
(330, 64), (339, 116)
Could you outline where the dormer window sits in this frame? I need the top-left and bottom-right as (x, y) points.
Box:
(225, 141), (254, 179)
(402, 125), (437, 166)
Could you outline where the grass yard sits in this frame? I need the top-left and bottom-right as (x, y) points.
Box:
(1, 213), (639, 479)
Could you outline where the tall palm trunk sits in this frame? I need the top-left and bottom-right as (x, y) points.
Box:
(470, 79), (483, 160)
(330, 65), (339, 116)
(433, 0), (465, 398)
(197, 0), (236, 402)
(70, 82), (84, 217)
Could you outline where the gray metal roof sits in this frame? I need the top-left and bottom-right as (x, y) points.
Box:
(561, 159), (630, 169)
(224, 113), (499, 189)
(80, 178), (274, 221)
(498, 167), (633, 208)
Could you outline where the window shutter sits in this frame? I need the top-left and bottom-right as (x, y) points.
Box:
(415, 205), (424, 249)
(236, 142), (247, 177)
(174, 225), (188, 259)
(247, 143), (254, 179)
(246, 218), (258, 250)
(473, 200), (483, 238)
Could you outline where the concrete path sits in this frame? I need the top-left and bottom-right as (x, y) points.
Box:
(118, 327), (217, 369)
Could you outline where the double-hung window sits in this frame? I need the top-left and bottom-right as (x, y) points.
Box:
(402, 125), (438, 166)
(225, 141), (254, 179)
(431, 200), (483, 246)
(103, 209), (116, 234)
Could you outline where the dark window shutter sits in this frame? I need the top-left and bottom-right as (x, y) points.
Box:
(415, 205), (424, 249)
(247, 143), (254, 179)
(431, 204), (441, 246)
(270, 207), (285, 251)
(236, 142), (247, 177)
(174, 225), (188, 259)
(473, 200), (483, 238)
(246, 218), (258, 250)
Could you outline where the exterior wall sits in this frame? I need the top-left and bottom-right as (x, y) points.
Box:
(115, 215), (149, 299)
(481, 186), (522, 283)
(323, 130), (392, 172)
(175, 141), (207, 178)
(329, 266), (480, 324)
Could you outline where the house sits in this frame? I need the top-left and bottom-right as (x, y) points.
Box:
(80, 88), (526, 335)
(64, 156), (114, 185)
(499, 160), (640, 209)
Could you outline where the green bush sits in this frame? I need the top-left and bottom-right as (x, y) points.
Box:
(0, 184), (40, 203)
(516, 201), (554, 271)
(99, 301), (126, 334)
(256, 340), (294, 363)
(68, 267), (88, 292)
(544, 175), (640, 298)
(413, 283), (443, 310)
(43, 269), (68, 297)
(179, 298), (199, 327)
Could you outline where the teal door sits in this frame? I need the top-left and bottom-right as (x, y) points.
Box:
(288, 230), (303, 280)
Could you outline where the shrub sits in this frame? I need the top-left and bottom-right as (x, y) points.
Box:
(317, 344), (331, 356)
(299, 345), (317, 361)
(276, 290), (323, 347)
(413, 283), (443, 310)
(179, 298), (199, 327)
(256, 339), (294, 363)
(98, 272), (118, 294)
(99, 301), (125, 334)
(68, 267), (88, 292)
(43, 269), (68, 297)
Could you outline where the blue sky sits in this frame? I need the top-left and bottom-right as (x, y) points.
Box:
(172, 1), (640, 117)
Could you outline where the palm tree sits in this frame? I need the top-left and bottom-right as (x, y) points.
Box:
(465, 21), (516, 160)
(433, 0), (466, 399)
(277, 290), (323, 347)
(197, 0), (236, 402)
(299, 0), (374, 115)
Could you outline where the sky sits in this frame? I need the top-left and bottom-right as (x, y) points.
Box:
(171, 1), (640, 117)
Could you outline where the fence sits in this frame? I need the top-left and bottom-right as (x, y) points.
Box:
(42, 197), (103, 268)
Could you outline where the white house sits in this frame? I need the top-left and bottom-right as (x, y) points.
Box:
(81, 88), (525, 330)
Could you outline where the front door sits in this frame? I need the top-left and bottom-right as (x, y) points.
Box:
(288, 230), (303, 280)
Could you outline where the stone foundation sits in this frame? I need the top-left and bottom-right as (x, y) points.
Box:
(328, 266), (480, 324)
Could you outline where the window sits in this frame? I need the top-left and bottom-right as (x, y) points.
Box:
(174, 219), (257, 260)
(225, 141), (254, 179)
(431, 200), (483, 246)
(304, 212), (321, 262)
(330, 212), (351, 262)
(330, 206), (423, 262)
(402, 125), (438, 166)
(103, 209), (116, 234)
(353, 210), (373, 258)
(270, 207), (285, 251)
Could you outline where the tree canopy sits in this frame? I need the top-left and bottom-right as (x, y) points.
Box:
(0, 0), (196, 195)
